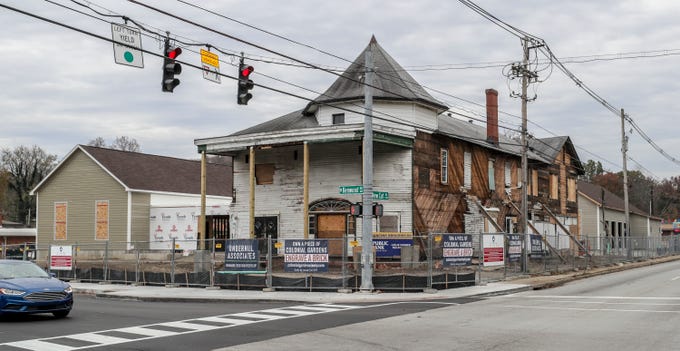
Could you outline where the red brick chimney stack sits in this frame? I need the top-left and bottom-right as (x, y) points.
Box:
(486, 88), (499, 145)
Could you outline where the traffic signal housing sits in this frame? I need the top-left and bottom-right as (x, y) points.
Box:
(237, 63), (254, 105)
(349, 203), (362, 217)
(372, 203), (384, 217)
(162, 39), (182, 93)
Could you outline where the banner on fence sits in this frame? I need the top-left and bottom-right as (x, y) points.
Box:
(284, 239), (329, 272)
(49, 245), (73, 271)
(373, 239), (412, 257)
(507, 234), (522, 262)
(530, 234), (544, 259)
(148, 206), (226, 251)
(483, 234), (505, 267)
(224, 239), (259, 271)
(442, 234), (473, 266)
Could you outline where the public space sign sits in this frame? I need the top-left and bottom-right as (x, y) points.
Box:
(49, 245), (73, 271)
(530, 234), (544, 259)
(373, 239), (411, 257)
(283, 239), (329, 272)
(111, 23), (144, 68)
(483, 234), (505, 267)
(224, 239), (259, 271)
(442, 234), (473, 266)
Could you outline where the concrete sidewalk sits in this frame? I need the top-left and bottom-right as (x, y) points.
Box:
(70, 255), (680, 304)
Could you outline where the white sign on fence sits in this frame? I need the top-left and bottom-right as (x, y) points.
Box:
(50, 245), (73, 271)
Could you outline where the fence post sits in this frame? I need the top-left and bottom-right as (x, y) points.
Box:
(210, 238), (215, 288)
(135, 246), (140, 285)
(342, 233), (348, 291)
(266, 235), (273, 290)
(170, 238), (176, 286)
(103, 241), (109, 282)
(427, 232), (433, 290)
(73, 242), (78, 281)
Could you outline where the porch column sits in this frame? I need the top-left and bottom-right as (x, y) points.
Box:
(199, 150), (206, 250)
(249, 146), (255, 239)
(303, 141), (310, 239)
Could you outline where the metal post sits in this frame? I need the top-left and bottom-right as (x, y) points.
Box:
(360, 41), (375, 292)
(103, 241), (109, 282)
(73, 242), (78, 281)
(170, 237), (176, 286)
(266, 235), (272, 289)
(427, 232), (433, 290)
(135, 247), (140, 285)
(200, 150), (207, 250)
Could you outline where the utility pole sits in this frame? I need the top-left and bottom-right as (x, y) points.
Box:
(360, 42), (375, 292)
(520, 37), (530, 272)
(621, 108), (631, 259)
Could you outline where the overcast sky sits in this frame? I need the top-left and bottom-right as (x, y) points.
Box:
(2, 0), (679, 179)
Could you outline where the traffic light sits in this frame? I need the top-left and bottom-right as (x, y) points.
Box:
(162, 39), (182, 93)
(349, 203), (362, 216)
(372, 203), (384, 217)
(237, 63), (254, 105)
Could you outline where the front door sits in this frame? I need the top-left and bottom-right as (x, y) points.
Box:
(316, 214), (346, 256)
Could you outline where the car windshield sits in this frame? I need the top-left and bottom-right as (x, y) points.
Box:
(0, 261), (50, 279)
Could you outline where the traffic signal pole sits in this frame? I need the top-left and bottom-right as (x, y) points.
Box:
(360, 44), (374, 292)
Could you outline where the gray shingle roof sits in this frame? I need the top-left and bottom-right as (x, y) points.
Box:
(529, 136), (584, 175)
(304, 36), (448, 114)
(80, 145), (232, 197)
(578, 180), (647, 216)
(230, 109), (318, 136)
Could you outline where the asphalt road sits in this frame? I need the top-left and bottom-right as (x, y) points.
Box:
(0, 294), (478, 350)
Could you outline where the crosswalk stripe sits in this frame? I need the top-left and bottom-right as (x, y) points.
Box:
(161, 321), (222, 331)
(230, 312), (287, 320)
(6, 340), (75, 351)
(283, 306), (342, 312)
(116, 327), (178, 338)
(260, 308), (317, 316)
(63, 333), (131, 345)
(208, 317), (258, 325)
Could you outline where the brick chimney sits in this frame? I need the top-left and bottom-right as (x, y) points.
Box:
(485, 88), (499, 145)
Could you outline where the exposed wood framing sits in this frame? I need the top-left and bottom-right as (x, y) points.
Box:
(506, 199), (566, 263)
(540, 202), (591, 257)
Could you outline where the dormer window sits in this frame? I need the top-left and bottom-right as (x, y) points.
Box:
(332, 113), (345, 125)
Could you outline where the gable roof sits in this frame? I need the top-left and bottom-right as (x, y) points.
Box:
(230, 109), (318, 137)
(530, 136), (584, 175)
(32, 145), (232, 197)
(304, 36), (448, 114)
(577, 180), (649, 217)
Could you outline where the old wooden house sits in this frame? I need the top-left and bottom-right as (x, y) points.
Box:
(195, 37), (583, 255)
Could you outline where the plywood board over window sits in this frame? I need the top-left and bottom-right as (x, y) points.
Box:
(95, 200), (109, 240)
(54, 202), (67, 240)
(255, 164), (275, 185)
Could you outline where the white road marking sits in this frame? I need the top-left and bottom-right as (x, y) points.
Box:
(671, 276), (680, 281)
(0, 303), (359, 351)
(503, 304), (680, 314)
(521, 295), (680, 300)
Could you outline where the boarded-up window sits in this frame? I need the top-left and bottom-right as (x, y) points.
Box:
(95, 200), (109, 240)
(567, 178), (577, 202)
(505, 162), (512, 187)
(550, 174), (559, 199)
(379, 215), (399, 232)
(464, 152), (472, 189)
(488, 159), (495, 191)
(440, 148), (448, 184)
(54, 202), (67, 240)
(419, 167), (430, 189)
(255, 164), (275, 185)
(531, 170), (539, 196)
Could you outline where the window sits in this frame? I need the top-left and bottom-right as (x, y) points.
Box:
(505, 162), (512, 187)
(567, 178), (577, 202)
(464, 152), (472, 189)
(54, 202), (67, 240)
(550, 174), (559, 199)
(379, 214), (400, 232)
(332, 113), (345, 125)
(531, 170), (539, 196)
(95, 200), (109, 240)
(255, 164), (275, 185)
(488, 159), (495, 191)
(418, 167), (430, 189)
(440, 148), (448, 184)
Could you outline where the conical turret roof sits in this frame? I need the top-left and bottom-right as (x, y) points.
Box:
(304, 36), (448, 114)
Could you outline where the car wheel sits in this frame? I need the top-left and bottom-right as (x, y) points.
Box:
(53, 310), (70, 319)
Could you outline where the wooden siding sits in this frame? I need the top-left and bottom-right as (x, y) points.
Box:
(131, 192), (151, 244)
(35, 150), (128, 246)
(413, 131), (520, 234)
(316, 101), (437, 131)
(230, 141), (413, 239)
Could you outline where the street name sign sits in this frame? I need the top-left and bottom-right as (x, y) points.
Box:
(339, 185), (389, 200)
(200, 49), (221, 83)
(111, 23), (144, 68)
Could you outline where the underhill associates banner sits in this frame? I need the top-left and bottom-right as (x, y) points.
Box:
(442, 234), (474, 266)
(224, 239), (259, 271)
(284, 239), (329, 273)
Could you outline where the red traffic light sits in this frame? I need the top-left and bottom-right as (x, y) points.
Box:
(349, 203), (362, 216)
(240, 65), (254, 78)
(167, 47), (182, 59)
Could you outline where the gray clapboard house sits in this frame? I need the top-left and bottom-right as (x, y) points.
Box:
(30, 145), (232, 253)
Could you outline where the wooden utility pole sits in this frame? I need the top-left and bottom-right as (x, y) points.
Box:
(621, 108), (631, 259)
(520, 37), (530, 271)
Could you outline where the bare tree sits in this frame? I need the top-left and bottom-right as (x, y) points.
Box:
(0, 145), (57, 225)
(87, 136), (141, 152)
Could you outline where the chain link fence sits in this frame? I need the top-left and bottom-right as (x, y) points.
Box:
(5, 233), (679, 292)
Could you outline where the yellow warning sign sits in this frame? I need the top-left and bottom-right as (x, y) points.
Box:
(200, 49), (219, 68)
